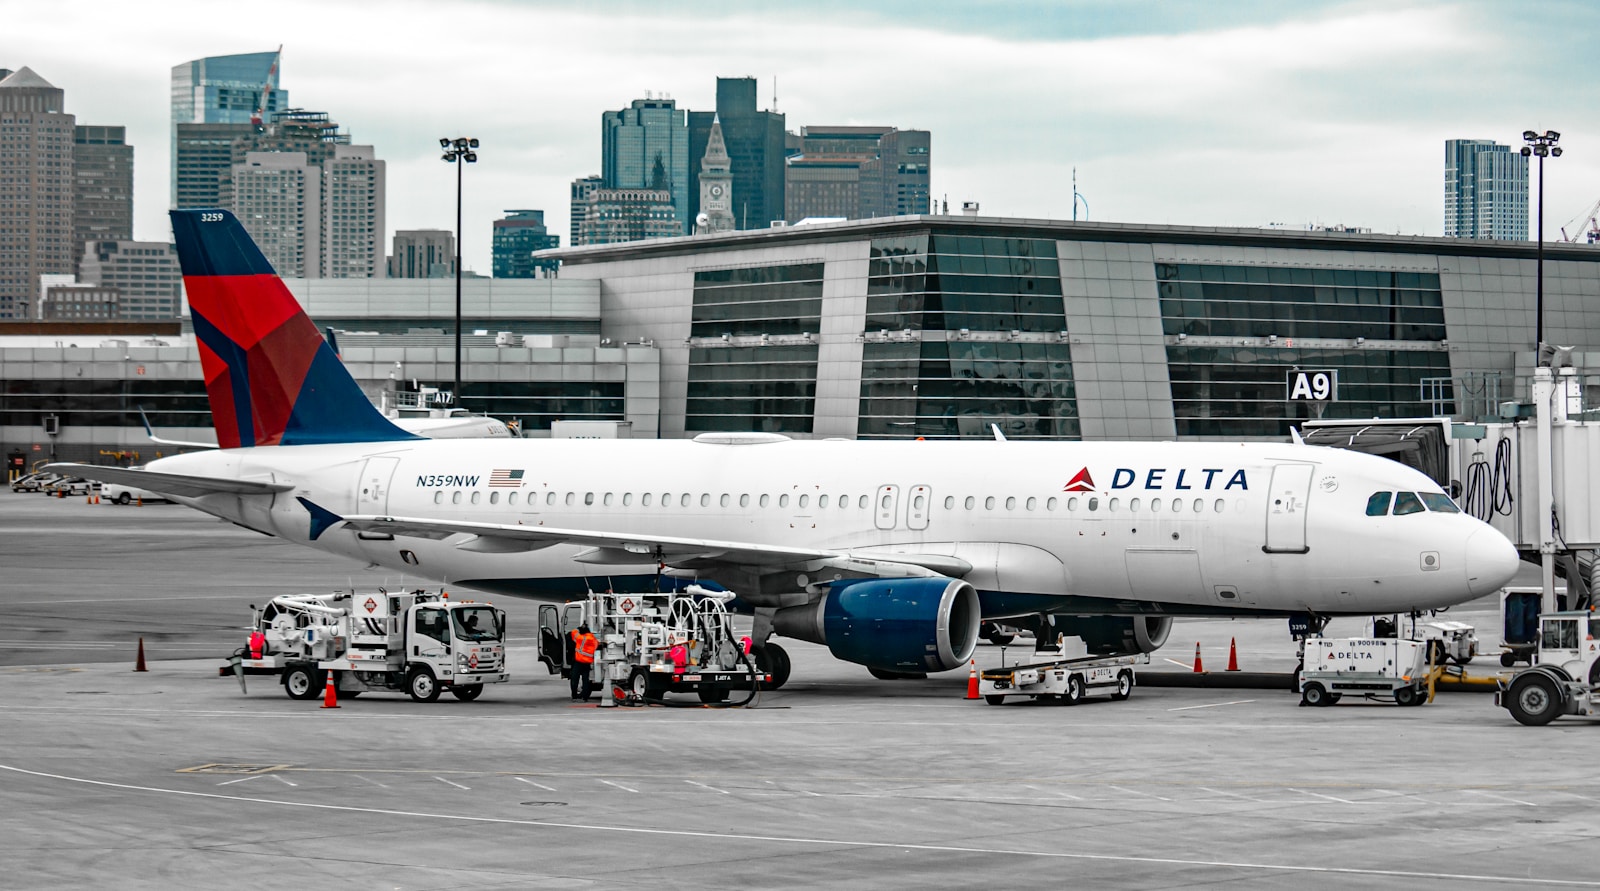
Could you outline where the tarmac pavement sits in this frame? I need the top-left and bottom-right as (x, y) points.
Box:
(2, 488), (1597, 889)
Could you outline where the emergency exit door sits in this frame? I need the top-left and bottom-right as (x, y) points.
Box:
(875, 484), (900, 530)
(356, 456), (400, 514)
(1263, 463), (1314, 553)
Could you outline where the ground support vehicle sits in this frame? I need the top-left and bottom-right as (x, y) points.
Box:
(49, 477), (101, 497)
(100, 467), (169, 505)
(224, 589), (507, 702)
(1416, 619), (1478, 665)
(537, 587), (769, 706)
(978, 640), (1147, 706)
(1496, 610), (1600, 726)
(1299, 638), (1430, 707)
(11, 472), (61, 493)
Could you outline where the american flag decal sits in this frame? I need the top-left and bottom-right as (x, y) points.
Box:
(489, 469), (525, 487)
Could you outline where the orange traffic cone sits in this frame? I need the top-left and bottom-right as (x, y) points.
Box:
(136, 495), (143, 506)
(321, 671), (340, 708)
(134, 637), (147, 672)
(85, 493), (92, 504)
(1226, 637), (1240, 671)
(965, 659), (981, 699)
(1191, 642), (1204, 673)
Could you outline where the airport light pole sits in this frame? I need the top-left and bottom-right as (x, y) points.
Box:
(1521, 130), (1561, 351)
(440, 136), (479, 406)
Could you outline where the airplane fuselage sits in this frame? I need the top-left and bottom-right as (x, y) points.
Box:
(149, 436), (1514, 619)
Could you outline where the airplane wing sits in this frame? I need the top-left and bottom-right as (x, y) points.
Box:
(338, 512), (972, 579)
(42, 463), (291, 498)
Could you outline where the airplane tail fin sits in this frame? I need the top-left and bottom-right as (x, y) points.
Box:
(170, 209), (419, 448)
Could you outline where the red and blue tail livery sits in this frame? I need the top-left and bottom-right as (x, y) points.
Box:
(170, 209), (418, 448)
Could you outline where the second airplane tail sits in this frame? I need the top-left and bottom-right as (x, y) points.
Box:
(170, 209), (419, 448)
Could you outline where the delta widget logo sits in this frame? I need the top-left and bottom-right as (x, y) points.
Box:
(1064, 468), (1096, 493)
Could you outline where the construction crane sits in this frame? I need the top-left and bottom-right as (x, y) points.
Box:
(249, 45), (283, 132)
(1558, 195), (1600, 243)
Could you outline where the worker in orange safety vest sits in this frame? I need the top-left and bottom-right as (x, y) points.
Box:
(569, 624), (598, 701)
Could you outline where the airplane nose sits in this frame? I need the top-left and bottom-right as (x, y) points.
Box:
(1464, 527), (1520, 597)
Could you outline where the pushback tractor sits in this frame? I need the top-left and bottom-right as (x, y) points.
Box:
(1496, 609), (1600, 726)
(978, 637), (1146, 706)
(226, 589), (508, 702)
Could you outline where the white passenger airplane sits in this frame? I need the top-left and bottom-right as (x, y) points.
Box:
(49, 210), (1522, 687)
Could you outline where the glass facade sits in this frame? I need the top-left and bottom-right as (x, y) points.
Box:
(455, 381), (625, 432)
(859, 234), (1078, 439)
(1158, 263), (1451, 437)
(858, 340), (1079, 439)
(686, 345), (817, 434)
(0, 376), (208, 431)
(690, 263), (823, 338)
(686, 263), (823, 434)
(866, 234), (1064, 332)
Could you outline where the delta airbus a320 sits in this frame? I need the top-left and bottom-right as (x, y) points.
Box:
(50, 209), (1521, 688)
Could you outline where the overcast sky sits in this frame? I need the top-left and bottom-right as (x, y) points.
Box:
(6, 0), (1597, 272)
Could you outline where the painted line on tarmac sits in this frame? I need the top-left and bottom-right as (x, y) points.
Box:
(599, 779), (639, 794)
(685, 780), (729, 795)
(1198, 786), (1265, 803)
(5, 595), (250, 605)
(3, 762), (1596, 887)
(1290, 788), (1354, 804)
(514, 777), (556, 792)
(434, 777), (470, 791)
(1465, 789), (1536, 806)
(1168, 699), (1255, 712)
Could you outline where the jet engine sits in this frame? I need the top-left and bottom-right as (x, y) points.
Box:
(1047, 615), (1173, 656)
(772, 577), (980, 673)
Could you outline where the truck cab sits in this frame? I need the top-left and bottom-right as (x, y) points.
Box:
(1498, 610), (1600, 725)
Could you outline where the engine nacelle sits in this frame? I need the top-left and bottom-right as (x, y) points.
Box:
(772, 577), (981, 672)
(1048, 615), (1173, 656)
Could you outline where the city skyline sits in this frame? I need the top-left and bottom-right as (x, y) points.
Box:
(5, 0), (1596, 272)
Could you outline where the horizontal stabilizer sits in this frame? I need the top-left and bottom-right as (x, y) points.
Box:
(42, 463), (291, 499)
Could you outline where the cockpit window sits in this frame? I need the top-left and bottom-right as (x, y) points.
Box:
(1366, 492), (1392, 517)
(1418, 492), (1461, 514)
(1393, 492), (1425, 515)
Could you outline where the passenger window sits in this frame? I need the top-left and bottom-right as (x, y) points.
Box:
(780, 494), (790, 508)
(452, 491), (462, 505)
(1005, 496), (1016, 510)
(1026, 497), (1036, 511)
(985, 496), (996, 510)
(700, 494), (710, 507)
(433, 491), (443, 505)
(681, 494), (691, 507)
(1129, 498), (1140, 512)
(489, 491), (500, 505)
(584, 492), (595, 506)
(508, 492), (518, 506)
(1419, 492), (1461, 513)
(740, 494), (750, 507)
(1108, 498), (1119, 512)
(565, 493), (575, 506)
(837, 494), (847, 509)
(1213, 499), (1224, 513)
(858, 495), (869, 509)
(1046, 497), (1057, 511)
(945, 496), (955, 510)
(759, 494), (770, 507)
(799, 494), (810, 508)
(964, 496), (975, 510)
(623, 493), (633, 506)
(603, 493), (614, 506)
(720, 494), (730, 507)
(1171, 498), (1182, 513)
(1393, 492), (1425, 515)
(1067, 497), (1078, 511)
(467, 491), (479, 506)
(1192, 498), (1204, 513)
(415, 607), (450, 644)
(880, 494), (891, 509)
(1366, 492), (1391, 516)
(1151, 498), (1162, 512)
(643, 493), (653, 506)
(820, 495), (830, 508)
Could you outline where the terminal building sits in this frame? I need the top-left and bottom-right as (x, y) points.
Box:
(4, 213), (1599, 463)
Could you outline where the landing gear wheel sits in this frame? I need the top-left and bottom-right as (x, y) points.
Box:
(1300, 682), (1329, 707)
(1394, 685), (1421, 707)
(697, 686), (728, 704)
(1500, 652), (1518, 668)
(983, 694), (1006, 706)
(406, 667), (441, 703)
(1506, 674), (1562, 726)
(1063, 674), (1086, 705)
(868, 667), (928, 680)
(283, 665), (321, 701)
(450, 684), (483, 702)
(754, 642), (791, 690)
(1111, 669), (1134, 701)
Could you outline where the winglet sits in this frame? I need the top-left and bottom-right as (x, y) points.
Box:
(1289, 426), (1305, 445)
(990, 423), (1007, 442)
(297, 496), (344, 541)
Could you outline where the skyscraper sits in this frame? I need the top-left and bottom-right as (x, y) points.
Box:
(710, 77), (785, 230)
(173, 122), (254, 209)
(0, 67), (74, 319)
(321, 144), (386, 279)
(1445, 139), (1528, 240)
(230, 151), (320, 277)
(78, 241), (182, 319)
(492, 210), (559, 278)
(170, 50), (288, 205)
(72, 125), (134, 275)
(569, 175), (602, 246)
(602, 97), (691, 234)
(784, 126), (931, 222)
(389, 230), (455, 279)
(578, 189), (680, 245)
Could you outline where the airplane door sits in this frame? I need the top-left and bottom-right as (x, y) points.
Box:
(906, 485), (931, 531)
(875, 484), (900, 531)
(356, 456), (400, 514)
(1264, 463), (1314, 554)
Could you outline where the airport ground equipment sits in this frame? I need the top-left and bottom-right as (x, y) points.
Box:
(226, 589), (507, 702)
(1496, 609), (1600, 725)
(1299, 637), (1430, 706)
(536, 587), (769, 706)
(1393, 617), (1477, 665)
(977, 637), (1147, 706)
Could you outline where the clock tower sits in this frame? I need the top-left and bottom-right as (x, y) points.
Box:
(696, 115), (735, 234)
